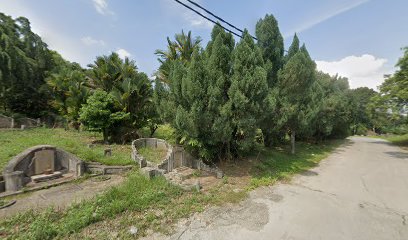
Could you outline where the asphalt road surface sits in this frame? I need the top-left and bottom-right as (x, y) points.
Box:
(147, 137), (408, 240)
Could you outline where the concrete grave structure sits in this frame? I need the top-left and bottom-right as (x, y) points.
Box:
(0, 175), (5, 192)
(0, 114), (40, 129)
(0, 114), (14, 128)
(131, 138), (223, 187)
(2, 145), (84, 192)
(16, 117), (40, 129)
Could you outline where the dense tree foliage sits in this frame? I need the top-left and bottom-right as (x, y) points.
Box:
(379, 47), (408, 110)
(3, 10), (406, 160)
(155, 28), (266, 160)
(155, 30), (201, 84)
(367, 47), (408, 134)
(79, 90), (129, 142)
(307, 72), (353, 140)
(349, 87), (376, 134)
(255, 14), (284, 147)
(228, 31), (268, 154)
(277, 41), (316, 153)
(0, 13), (55, 117)
(255, 14), (284, 86)
(46, 60), (89, 129)
(0, 11), (156, 142)
(80, 53), (154, 142)
(154, 15), (369, 160)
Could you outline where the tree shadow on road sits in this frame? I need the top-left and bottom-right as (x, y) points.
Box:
(329, 139), (353, 154)
(384, 151), (408, 159)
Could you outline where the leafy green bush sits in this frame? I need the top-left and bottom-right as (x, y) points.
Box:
(355, 124), (368, 136)
(79, 90), (129, 142)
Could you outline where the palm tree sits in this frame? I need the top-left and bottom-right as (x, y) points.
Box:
(155, 30), (201, 84)
(110, 73), (153, 128)
(46, 64), (89, 129)
(87, 53), (129, 92)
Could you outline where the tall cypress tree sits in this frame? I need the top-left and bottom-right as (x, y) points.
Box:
(255, 14), (285, 146)
(206, 25), (235, 159)
(285, 33), (300, 62)
(173, 48), (215, 159)
(227, 30), (268, 154)
(255, 14), (284, 86)
(278, 42), (316, 154)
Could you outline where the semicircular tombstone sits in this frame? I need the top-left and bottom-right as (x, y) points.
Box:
(2, 145), (84, 192)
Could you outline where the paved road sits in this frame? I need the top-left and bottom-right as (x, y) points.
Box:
(150, 137), (408, 240)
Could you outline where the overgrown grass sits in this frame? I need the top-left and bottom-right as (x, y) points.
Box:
(0, 171), (248, 239)
(382, 134), (408, 147)
(249, 140), (345, 189)
(0, 128), (133, 171)
(0, 171), (182, 239)
(137, 147), (167, 164)
(0, 127), (345, 239)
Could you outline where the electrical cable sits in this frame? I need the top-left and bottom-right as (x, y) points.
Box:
(186, 0), (258, 41)
(173, 0), (242, 39)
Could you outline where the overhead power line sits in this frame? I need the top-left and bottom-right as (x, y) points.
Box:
(186, 0), (247, 36)
(173, 0), (242, 39)
(173, 0), (258, 42)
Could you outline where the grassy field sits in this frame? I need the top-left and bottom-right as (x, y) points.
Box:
(0, 128), (134, 171)
(0, 126), (345, 239)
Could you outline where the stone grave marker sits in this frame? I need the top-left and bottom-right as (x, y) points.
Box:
(34, 150), (55, 175)
(104, 148), (112, 156)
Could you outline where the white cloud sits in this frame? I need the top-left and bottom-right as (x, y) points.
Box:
(81, 36), (106, 46)
(160, 0), (213, 29)
(316, 54), (392, 89)
(92, 0), (114, 15)
(284, 0), (370, 38)
(184, 11), (213, 29)
(116, 48), (131, 59)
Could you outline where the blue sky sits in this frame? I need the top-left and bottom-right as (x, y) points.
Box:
(1, 0), (407, 89)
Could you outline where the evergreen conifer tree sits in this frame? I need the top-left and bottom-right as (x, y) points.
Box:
(255, 14), (285, 146)
(227, 30), (268, 154)
(278, 42), (316, 154)
(205, 25), (235, 159)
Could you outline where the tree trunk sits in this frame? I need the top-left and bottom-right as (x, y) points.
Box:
(103, 128), (109, 144)
(291, 131), (296, 155)
(263, 131), (273, 147)
(149, 125), (158, 137)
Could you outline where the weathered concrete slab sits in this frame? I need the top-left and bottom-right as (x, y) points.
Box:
(33, 150), (55, 175)
(31, 171), (63, 183)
